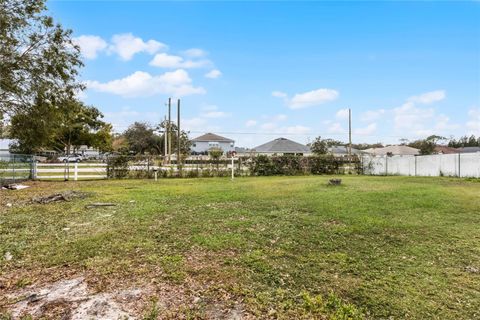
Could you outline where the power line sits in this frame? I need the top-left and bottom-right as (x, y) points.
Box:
(110, 128), (419, 139)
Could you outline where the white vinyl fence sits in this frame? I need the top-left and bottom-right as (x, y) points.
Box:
(35, 163), (107, 180)
(362, 153), (480, 178)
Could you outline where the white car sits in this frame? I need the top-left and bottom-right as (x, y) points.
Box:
(58, 155), (83, 163)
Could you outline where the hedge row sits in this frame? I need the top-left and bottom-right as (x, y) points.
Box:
(247, 155), (361, 176)
(106, 154), (362, 178)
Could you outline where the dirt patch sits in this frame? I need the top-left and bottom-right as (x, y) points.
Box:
(5, 277), (134, 319)
(3, 272), (251, 319)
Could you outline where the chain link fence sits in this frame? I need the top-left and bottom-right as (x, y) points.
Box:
(0, 154), (35, 186)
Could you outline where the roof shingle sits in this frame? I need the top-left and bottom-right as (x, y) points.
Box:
(191, 133), (234, 142)
(253, 137), (310, 153)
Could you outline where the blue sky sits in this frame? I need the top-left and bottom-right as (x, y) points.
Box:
(48, 1), (479, 147)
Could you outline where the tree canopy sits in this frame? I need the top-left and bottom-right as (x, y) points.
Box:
(448, 135), (480, 148)
(9, 94), (112, 154)
(309, 137), (345, 155)
(0, 0), (84, 116)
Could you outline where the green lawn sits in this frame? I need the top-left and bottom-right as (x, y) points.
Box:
(1, 176), (479, 319)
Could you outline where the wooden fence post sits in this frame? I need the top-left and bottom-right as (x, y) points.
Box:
(74, 162), (78, 181)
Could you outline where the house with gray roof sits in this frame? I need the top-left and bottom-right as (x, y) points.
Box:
(190, 133), (235, 155)
(328, 145), (363, 156)
(363, 145), (420, 156)
(457, 146), (480, 153)
(252, 137), (311, 156)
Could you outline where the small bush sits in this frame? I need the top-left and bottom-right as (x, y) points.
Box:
(106, 155), (129, 178)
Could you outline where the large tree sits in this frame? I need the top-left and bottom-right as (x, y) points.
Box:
(448, 135), (479, 148)
(0, 0), (84, 116)
(408, 135), (446, 155)
(157, 121), (191, 157)
(123, 122), (162, 155)
(9, 94), (112, 154)
(309, 137), (345, 155)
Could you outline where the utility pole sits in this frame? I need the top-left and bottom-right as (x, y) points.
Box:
(177, 99), (181, 168)
(168, 97), (171, 164)
(163, 115), (167, 163)
(348, 108), (352, 158)
(348, 108), (352, 174)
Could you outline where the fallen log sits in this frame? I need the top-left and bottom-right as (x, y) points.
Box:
(32, 191), (87, 204)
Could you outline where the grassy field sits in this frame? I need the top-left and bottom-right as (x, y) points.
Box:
(1, 176), (479, 319)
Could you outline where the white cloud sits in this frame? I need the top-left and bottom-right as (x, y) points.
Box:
(394, 101), (435, 132)
(197, 105), (230, 118)
(150, 53), (210, 69)
(86, 69), (205, 97)
(108, 33), (166, 60)
(72, 35), (108, 59)
(103, 106), (160, 132)
(205, 69), (222, 79)
(335, 108), (350, 120)
(360, 109), (385, 122)
(273, 114), (287, 122)
(407, 90), (446, 105)
(392, 90), (460, 138)
(327, 122), (346, 134)
(245, 120), (257, 127)
(149, 53), (183, 68)
(290, 89), (338, 109)
(183, 117), (220, 133)
(466, 107), (480, 135)
(354, 123), (377, 136)
(272, 91), (287, 98)
(273, 88), (339, 109)
(183, 48), (207, 58)
(435, 114), (459, 132)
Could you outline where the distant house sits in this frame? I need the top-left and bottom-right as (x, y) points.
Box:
(328, 146), (363, 156)
(190, 133), (235, 154)
(364, 145), (420, 156)
(252, 137), (311, 156)
(234, 147), (251, 156)
(434, 146), (458, 154)
(457, 146), (480, 153)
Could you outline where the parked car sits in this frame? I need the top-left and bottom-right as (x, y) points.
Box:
(57, 154), (83, 162)
(33, 156), (47, 163)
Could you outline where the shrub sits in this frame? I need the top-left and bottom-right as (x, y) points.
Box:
(248, 155), (277, 176)
(106, 155), (129, 178)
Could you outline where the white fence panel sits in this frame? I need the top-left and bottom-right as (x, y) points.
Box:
(386, 156), (416, 176)
(416, 155), (441, 177)
(460, 153), (480, 178)
(35, 162), (107, 180)
(364, 156), (386, 175)
(439, 154), (459, 176)
(363, 153), (480, 178)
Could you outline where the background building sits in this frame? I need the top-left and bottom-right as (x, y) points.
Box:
(252, 137), (311, 156)
(364, 145), (420, 156)
(190, 133), (235, 154)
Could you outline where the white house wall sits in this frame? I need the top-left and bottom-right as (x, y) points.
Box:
(191, 141), (234, 153)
